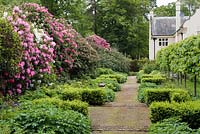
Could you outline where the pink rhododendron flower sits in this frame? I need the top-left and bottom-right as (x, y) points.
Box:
(86, 34), (111, 51)
(17, 89), (22, 94)
(8, 90), (13, 96)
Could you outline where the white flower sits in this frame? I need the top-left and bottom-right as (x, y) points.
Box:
(30, 84), (34, 87)
(3, 12), (8, 18)
(33, 28), (45, 43)
(40, 74), (44, 78)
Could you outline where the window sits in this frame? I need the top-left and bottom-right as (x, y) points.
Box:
(159, 38), (168, 46)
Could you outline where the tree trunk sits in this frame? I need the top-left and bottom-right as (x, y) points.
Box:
(180, 73), (183, 85)
(177, 73), (179, 86)
(92, 0), (97, 34)
(194, 75), (197, 97)
(184, 73), (187, 89)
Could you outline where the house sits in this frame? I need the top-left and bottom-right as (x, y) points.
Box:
(149, 0), (200, 60)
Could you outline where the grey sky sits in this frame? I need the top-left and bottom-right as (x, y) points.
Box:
(157, 0), (177, 7)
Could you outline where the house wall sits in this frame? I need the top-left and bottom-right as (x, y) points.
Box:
(183, 9), (200, 38)
(149, 36), (175, 60)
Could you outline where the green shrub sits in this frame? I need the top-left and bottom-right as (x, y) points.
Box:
(150, 70), (162, 75)
(128, 71), (137, 76)
(141, 74), (154, 79)
(95, 47), (130, 73)
(31, 98), (88, 116)
(150, 101), (200, 129)
(49, 86), (107, 105)
(12, 106), (91, 134)
(0, 120), (25, 134)
(130, 58), (149, 72)
(0, 19), (22, 74)
(136, 70), (145, 82)
(170, 92), (191, 103)
(142, 61), (159, 74)
(104, 89), (115, 102)
(145, 88), (171, 105)
(40, 73), (57, 86)
(60, 88), (82, 101)
(69, 40), (98, 79)
(149, 117), (197, 134)
(141, 77), (166, 85)
(0, 19), (23, 94)
(145, 88), (190, 105)
(24, 84), (108, 106)
(139, 82), (158, 90)
(19, 89), (48, 102)
(99, 74), (127, 84)
(178, 101), (200, 129)
(150, 102), (177, 123)
(66, 100), (89, 116)
(94, 68), (114, 77)
(92, 77), (121, 92)
(137, 82), (158, 103)
(81, 88), (106, 105)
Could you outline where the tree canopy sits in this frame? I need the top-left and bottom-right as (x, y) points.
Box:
(0, 0), (155, 59)
(154, 0), (200, 17)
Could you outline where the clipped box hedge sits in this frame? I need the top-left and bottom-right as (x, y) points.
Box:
(144, 88), (191, 105)
(99, 74), (127, 84)
(31, 98), (89, 116)
(137, 82), (158, 103)
(141, 77), (166, 85)
(150, 101), (200, 129)
(20, 82), (114, 106)
(141, 74), (154, 79)
(81, 88), (106, 105)
(59, 88), (107, 105)
(91, 77), (121, 92)
(60, 88), (82, 101)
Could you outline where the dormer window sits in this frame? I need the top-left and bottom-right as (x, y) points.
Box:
(159, 38), (168, 46)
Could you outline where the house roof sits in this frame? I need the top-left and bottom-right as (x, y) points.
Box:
(151, 16), (188, 36)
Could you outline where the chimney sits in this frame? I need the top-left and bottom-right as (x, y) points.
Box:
(176, 0), (181, 31)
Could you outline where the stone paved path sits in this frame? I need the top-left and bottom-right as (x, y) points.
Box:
(89, 76), (150, 134)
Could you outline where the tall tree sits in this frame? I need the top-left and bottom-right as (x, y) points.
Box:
(154, 1), (200, 17)
(86, 0), (101, 34)
(181, 0), (200, 15)
(154, 2), (176, 16)
(0, 0), (41, 17)
(40, 0), (93, 36)
(96, 0), (150, 59)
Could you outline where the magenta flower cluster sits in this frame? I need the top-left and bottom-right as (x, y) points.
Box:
(21, 3), (79, 73)
(6, 6), (55, 95)
(1, 3), (112, 96)
(86, 34), (111, 51)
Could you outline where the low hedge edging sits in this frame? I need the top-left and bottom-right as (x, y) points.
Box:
(137, 82), (158, 103)
(141, 77), (166, 85)
(144, 88), (191, 105)
(150, 101), (200, 129)
(30, 98), (89, 116)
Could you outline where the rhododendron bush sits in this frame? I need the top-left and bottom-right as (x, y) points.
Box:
(86, 34), (130, 73)
(19, 3), (79, 75)
(0, 19), (23, 95)
(0, 6), (56, 95)
(86, 34), (111, 51)
(19, 3), (98, 78)
(0, 3), (100, 95)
